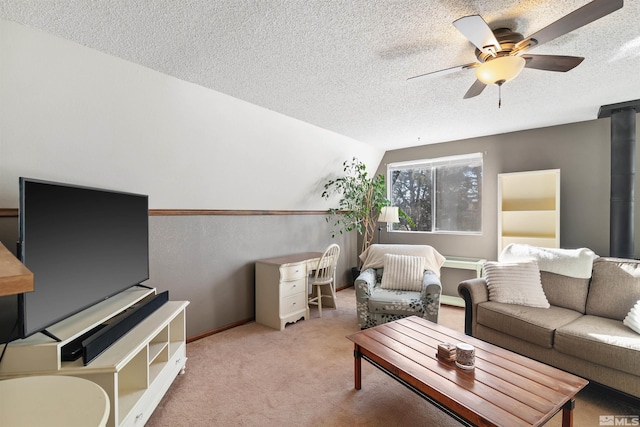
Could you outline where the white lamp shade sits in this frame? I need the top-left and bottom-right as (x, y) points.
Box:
(475, 55), (526, 85)
(378, 206), (400, 223)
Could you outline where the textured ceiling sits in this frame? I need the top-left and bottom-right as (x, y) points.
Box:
(1, 1), (639, 150)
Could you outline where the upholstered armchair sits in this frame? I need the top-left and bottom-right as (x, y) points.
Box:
(355, 244), (445, 329)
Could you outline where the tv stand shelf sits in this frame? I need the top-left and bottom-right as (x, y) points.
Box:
(0, 286), (189, 427)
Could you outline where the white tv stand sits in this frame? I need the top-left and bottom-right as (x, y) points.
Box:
(0, 286), (189, 427)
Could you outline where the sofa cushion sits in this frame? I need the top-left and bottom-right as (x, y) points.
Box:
(484, 260), (550, 308)
(540, 271), (590, 313)
(555, 315), (640, 376)
(477, 301), (582, 348)
(367, 288), (423, 316)
(586, 257), (640, 320)
(380, 254), (424, 291)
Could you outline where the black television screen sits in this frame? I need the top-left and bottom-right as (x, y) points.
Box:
(18, 178), (149, 338)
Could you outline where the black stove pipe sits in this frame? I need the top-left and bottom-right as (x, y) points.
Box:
(610, 109), (635, 258)
(599, 100), (639, 258)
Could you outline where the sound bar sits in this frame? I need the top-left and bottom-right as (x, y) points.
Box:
(82, 290), (169, 365)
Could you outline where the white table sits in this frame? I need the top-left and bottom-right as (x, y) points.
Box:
(443, 256), (486, 277)
(0, 375), (110, 426)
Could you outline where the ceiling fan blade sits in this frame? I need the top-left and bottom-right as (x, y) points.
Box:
(516, 0), (623, 52)
(407, 62), (478, 82)
(453, 15), (500, 54)
(463, 79), (487, 99)
(522, 54), (585, 72)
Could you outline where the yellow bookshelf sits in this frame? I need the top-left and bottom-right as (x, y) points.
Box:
(498, 169), (560, 257)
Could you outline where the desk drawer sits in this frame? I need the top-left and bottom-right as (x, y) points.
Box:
(280, 263), (307, 281)
(281, 278), (306, 298)
(280, 292), (306, 316)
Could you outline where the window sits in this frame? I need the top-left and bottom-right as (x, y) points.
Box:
(388, 153), (482, 233)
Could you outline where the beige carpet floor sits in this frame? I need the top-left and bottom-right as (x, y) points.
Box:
(147, 288), (639, 426)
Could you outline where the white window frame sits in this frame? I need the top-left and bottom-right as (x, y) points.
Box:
(387, 152), (483, 235)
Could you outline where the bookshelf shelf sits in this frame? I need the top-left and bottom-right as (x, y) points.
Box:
(498, 169), (560, 257)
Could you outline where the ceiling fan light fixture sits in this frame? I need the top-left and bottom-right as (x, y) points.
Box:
(475, 55), (526, 85)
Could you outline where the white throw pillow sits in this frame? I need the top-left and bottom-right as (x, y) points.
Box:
(623, 300), (640, 335)
(484, 260), (550, 308)
(380, 254), (425, 292)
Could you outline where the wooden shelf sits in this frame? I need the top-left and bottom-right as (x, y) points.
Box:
(149, 342), (168, 364)
(502, 199), (556, 211)
(501, 236), (559, 248)
(0, 242), (33, 296)
(118, 388), (146, 425)
(501, 210), (557, 237)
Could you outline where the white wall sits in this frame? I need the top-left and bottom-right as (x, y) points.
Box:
(0, 19), (372, 338)
(0, 19), (383, 209)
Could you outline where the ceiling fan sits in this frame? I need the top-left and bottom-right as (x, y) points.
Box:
(408, 0), (624, 106)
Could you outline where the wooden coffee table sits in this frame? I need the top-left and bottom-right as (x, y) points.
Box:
(347, 316), (588, 427)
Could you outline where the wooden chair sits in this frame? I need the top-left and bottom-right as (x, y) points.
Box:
(308, 244), (340, 317)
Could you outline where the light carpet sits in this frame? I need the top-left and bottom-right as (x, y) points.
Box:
(147, 288), (639, 426)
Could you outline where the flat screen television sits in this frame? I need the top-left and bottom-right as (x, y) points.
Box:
(18, 178), (149, 339)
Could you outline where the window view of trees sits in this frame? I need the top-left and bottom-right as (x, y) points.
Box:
(388, 154), (482, 233)
(390, 167), (433, 231)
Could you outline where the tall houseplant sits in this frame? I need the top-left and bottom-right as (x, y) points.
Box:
(321, 157), (391, 259)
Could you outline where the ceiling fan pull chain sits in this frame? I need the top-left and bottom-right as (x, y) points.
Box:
(498, 83), (502, 108)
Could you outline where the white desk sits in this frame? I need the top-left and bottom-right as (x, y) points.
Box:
(0, 375), (110, 426)
(255, 252), (328, 330)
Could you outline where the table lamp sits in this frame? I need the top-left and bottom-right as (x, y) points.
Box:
(377, 206), (399, 243)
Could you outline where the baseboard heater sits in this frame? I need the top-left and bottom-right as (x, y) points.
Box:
(81, 290), (169, 365)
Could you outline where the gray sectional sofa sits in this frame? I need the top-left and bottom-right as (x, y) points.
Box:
(458, 256), (640, 398)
